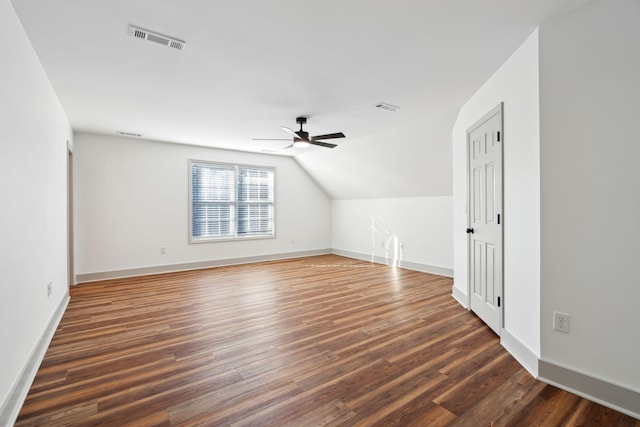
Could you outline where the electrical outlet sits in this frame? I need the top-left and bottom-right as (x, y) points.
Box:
(553, 311), (570, 333)
(160, 246), (167, 255)
(47, 282), (52, 297)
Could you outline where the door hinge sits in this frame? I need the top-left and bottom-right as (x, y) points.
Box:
(497, 214), (500, 225)
(498, 296), (501, 307)
(497, 131), (501, 142)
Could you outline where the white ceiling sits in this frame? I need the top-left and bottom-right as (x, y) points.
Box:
(12, 0), (592, 198)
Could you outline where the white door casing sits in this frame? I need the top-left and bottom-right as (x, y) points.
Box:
(467, 104), (503, 335)
(67, 144), (74, 287)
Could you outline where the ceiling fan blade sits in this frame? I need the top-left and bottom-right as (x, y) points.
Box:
(282, 126), (311, 141)
(280, 126), (299, 138)
(311, 132), (345, 141)
(283, 144), (294, 149)
(310, 141), (337, 149)
(252, 138), (292, 141)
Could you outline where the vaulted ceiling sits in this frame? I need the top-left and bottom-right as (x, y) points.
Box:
(12, 0), (592, 198)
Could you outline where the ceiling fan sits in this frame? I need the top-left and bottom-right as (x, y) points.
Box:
(254, 117), (345, 149)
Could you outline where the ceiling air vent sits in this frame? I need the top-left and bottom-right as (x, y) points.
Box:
(375, 102), (399, 112)
(117, 131), (143, 137)
(128, 25), (186, 51)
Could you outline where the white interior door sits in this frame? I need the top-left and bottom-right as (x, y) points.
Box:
(467, 105), (503, 335)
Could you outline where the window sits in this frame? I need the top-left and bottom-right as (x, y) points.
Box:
(189, 161), (275, 241)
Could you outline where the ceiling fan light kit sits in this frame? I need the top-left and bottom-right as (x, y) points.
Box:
(293, 140), (311, 148)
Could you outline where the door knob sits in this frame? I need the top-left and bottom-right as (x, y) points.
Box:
(466, 228), (474, 234)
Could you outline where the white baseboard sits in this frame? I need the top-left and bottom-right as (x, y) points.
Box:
(500, 328), (539, 377)
(498, 331), (640, 419)
(451, 285), (468, 308)
(331, 249), (453, 277)
(76, 249), (332, 283)
(0, 294), (69, 427)
(538, 359), (640, 420)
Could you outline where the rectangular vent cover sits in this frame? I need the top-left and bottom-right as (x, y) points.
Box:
(128, 25), (185, 51)
(117, 131), (143, 137)
(375, 102), (399, 112)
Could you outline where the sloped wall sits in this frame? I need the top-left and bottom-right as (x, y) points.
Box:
(296, 117), (453, 200)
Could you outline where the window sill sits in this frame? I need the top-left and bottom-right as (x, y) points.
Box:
(189, 234), (276, 244)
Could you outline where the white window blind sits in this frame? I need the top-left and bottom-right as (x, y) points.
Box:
(190, 161), (274, 241)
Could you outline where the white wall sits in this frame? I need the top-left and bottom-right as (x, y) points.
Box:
(452, 31), (541, 357)
(332, 197), (453, 274)
(539, 0), (640, 390)
(73, 133), (331, 277)
(0, 0), (72, 417)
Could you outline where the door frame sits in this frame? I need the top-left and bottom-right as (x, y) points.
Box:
(466, 102), (504, 333)
(67, 141), (75, 287)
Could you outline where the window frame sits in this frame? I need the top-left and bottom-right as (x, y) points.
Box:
(188, 159), (276, 243)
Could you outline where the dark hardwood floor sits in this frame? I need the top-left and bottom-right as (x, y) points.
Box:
(16, 255), (639, 426)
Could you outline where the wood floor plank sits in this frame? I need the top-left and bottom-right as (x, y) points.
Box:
(16, 255), (640, 426)
(449, 369), (545, 426)
(281, 399), (356, 427)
